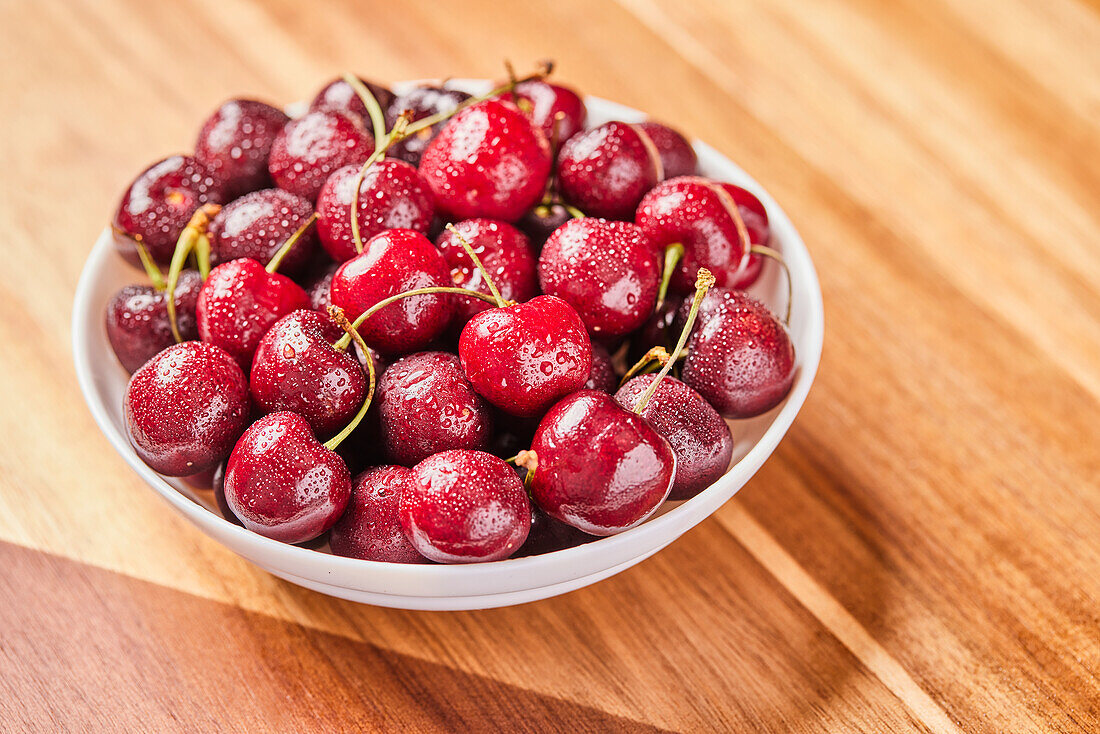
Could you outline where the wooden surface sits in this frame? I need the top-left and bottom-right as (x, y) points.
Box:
(1, 0), (1098, 731)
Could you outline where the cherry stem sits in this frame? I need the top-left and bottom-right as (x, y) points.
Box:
(265, 212), (318, 274)
(194, 234), (211, 280)
(634, 268), (715, 414)
(620, 346), (670, 387)
(515, 449), (538, 489)
(323, 306), (377, 452)
(656, 242), (684, 311)
(332, 285), (503, 352)
(750, 244), (792, 325)
(342, 72), (388, 152)
(563, 204), (586, 219)
(350, 114), (412, 255)
(131, 235), (167, 291)
(445, 223), (505, 307)
(165, 204), (219, 342)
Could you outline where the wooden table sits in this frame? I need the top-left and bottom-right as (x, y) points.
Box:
(2, 0), (1097, 730)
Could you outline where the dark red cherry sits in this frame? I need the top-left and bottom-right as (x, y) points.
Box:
(113, 155), (225, 265)
(268, 111), (373, 201)
(196, 258), (310, 368)
(384, 85), (472, 166)
(194, 99), (289, 199)
(635, 121), (696, 179)
(249, 310), (366, 437)
(303, 261), (339, 312)
(508, 80), (586, 149)
(330, 465), (426, 562)
(210, 462), (243, 526)
(376, 351), (492, 466)
(309, 77), (396, 126)
(528, 390), (675, 535)
(627, 298), (679, 366)
(515, 505), (594, 557)
(538, 218), (659, 336)
(615, 375), (733, 500)
(124, 341), (250, 476)
(458, 295), (591, 417)
(681, 292), (795, 418)
(517, 203), (573, 249)
(399, 449), (530, 563)
(315, 160), (434, 263)
(223, 412), (351, 544)
(434, 219), (538, 325)
(583, 342), (618, 392)
(419, 98), (552, 223)
(556, 122), (661, 221)
(723, 183), (772, 289)
(208, 188), (316, 276)
(329, 229), (454, 356)
(106, 270), (202, 373)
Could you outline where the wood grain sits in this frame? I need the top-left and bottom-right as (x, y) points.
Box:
(0, 0), (1097, 731)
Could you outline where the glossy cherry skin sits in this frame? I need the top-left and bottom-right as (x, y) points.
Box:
(124, 341), (250, 476)
(208, 188), (316, 276)
(384, 85), (472, 166)
(315, 160), (434, 263)
(681, 292), (795, 418)
(223, 412), (351, 544)
(517, 204), (573, 249)
(250, 310), (366, 437)
(538, 218), (660, 337)
(724, 183), (772, 289)
(376, 351), (493, 466)
(556, 122), (660, 221)
(105, 270), (202, 373)
(329, 229), (454, 356)
(309, 77), (396, 126)
(636, 121), (696, 179)
(508, 80), (586, 149)
(113, 155), (225, 265)
(330, 466), (426, 562)
(434, 219), (539, 325)
(515, 505), (594, 556)
(399, 449), (530, 563)
(458, 295), (592, 417)
(584, 342), (618, 392)
(528, 390), (675, 535)
(615, 375), (733, 500)
(196, 258), (310, 368)
(268, 111), (373, 201)
(194, 99), (289, 198)
(627, 298), (679, 366)
(419, 98), (552, 223)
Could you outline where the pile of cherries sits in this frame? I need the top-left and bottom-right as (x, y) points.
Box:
(107, 63), (795, 564)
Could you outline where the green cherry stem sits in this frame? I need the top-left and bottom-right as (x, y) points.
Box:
(655, 242), (684, 311)
(515, 450), (538, 489)
(562, 204), (586, 220)
(350, 114), (412, 255)
(444, 223), (505, 307)
(749, 244), (792, 325)
(164, 204), (219, 342)
(620, 346), (670, 387)
(132, 236), (167, 291)
(342, 72), (388, 152)
(265, 212), (319, 274)
(323, 306), (377, 452)
(634, 267), (715, 414)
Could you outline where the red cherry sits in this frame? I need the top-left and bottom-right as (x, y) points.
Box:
(556, 122), (661, 220)
(721, 183), (772, 289)
(124, 341), (250, 476)
(315, 160), (434, 263)
(309, 77), (396, 126)
(434, 219), (538, 325)
(376, 351), (493, 466)
(419, 98), (552, 222)
(267, 111), (373, 201)
(458, 295), (591, 417)
(105, 270), (202, 373)
(196, 258), (310, 368)
(517, 203), (572, 249)
(615, 375), (733, 500)
(303, 261), (338, 312)
(329, 229), (454, 356)
(627, 299), (678, 366)
(514, 505), (594, 556)
(330, 466), (427, 562)
(399, 449), (530, 563)
(583, 342), (618, 392)
(508, 79), (586, 149)
(223, 412), (352, 544)
(527, 390), (675, 535)
(384, 85), (472, 166)
(113, 155), (225, 265)
(194, 99), (289, 199)
(635, 121), (696, 179)
(538, 218), (660, 337)
(208, 188), (317, 276)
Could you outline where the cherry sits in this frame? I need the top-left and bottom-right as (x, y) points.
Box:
(208, 188), (317, 276)
(223, 412), (352, 543)
(304, 261), (339, 312)
(615, 374), (733, 500)
(723, 183), (772, 289)
(249, 309), (366, 437)
(124, 341), (250, 476)
(538, 218), (660, 336)
(330, 465), (427, 562)
(112, 155), (225, 265)
(419, 98), (552, 223)
(517, 203), (572, 249)
(507, 79), (586, 150)
(105, 269), (202, 373)
(556, 121), (662, 220)
(583, 342), (618, 392)
(329, 228), (454, 356)
(515, 504), (594, 556)
(194, 99), (289, 199)
(267, 110), (373, 201)
(399, 449), (530, 563)
(376, 351), (493, 466)
(210, 462), (243, 526)
(628, 299), (678, 366)
(635, 121), (696, 179)
(435, 219), (538, 325)
(309, 77), (396, 128)
(458, 295), (592, 417)
(315, 160), (434, 263)
(525, 390), (675, 535)
(384, 85), (472, 166)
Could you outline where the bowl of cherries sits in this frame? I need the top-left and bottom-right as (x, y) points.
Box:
(73, 63), (824, 610)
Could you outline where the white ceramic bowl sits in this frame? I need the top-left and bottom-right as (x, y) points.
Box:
(72, 82), (824, 610)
